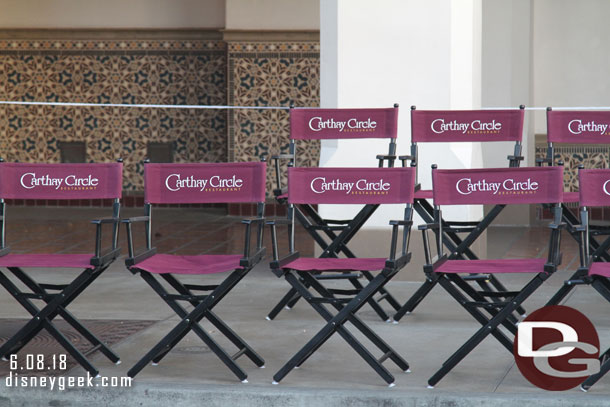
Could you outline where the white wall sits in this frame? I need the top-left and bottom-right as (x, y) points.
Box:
(319, 0), (484, 226)
(225, 0), (319, 30)
(533, 0), (610, 134)
(481, 0), (533, 224)
(0, 0), (225, 29)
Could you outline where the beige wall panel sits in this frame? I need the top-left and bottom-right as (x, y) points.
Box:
(225, 0), (319, 30)
(0, 0), (225, 29)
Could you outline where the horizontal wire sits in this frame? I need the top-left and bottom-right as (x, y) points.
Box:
(0, 100), (609, 111)
(0, 100), (290, 110)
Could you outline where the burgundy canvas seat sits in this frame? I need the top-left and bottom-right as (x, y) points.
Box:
(552, 168), (610, 391)
(0, 161), (123, 377)
(588, 262), (610, 278)
(0, 254), (95, 268)
(267, 106), (403, 322)
(133, 254), (243, 275)
(421, 165), (564, 388)
(394, 107), (527, 321)
(282, 257), (387, 272)
(123, 161), (266, 382)
(268, 166), (415, 386)
(435, 258), (547, 274)
(542, 110), (610, 306)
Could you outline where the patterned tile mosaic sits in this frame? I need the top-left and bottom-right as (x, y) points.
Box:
(0, 37), (321, 197)
(534, 144), (609, 191)
(0, 39), (227, 191)
(228, 42), (320, 194)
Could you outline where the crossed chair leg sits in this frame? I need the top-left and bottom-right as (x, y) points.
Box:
(0, 266), (120, 377)
(580, 277), (610, 391)
(267, 269), (402, 322)
(272, 269), (410, 387)
(427, 272), (547, 387)
(127, 269), (265, 382)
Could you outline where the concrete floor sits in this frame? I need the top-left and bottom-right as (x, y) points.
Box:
(0, 207), (608, 406)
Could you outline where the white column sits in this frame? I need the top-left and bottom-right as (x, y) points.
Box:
(319, 0), (483, 226)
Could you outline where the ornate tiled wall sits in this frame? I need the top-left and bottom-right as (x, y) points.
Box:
(534, 144), (609, 192)
(0, 36), (321, 198)
(535, 141), (610, 220)
(0, 38), (227, 191)
(227, 41), (320, 194)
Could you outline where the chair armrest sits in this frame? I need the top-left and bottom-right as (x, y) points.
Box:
(384, 252), (412, 272)
(240, 246), (266, 268)
(242, 217), (265, 225)
(508, 155), (524, 161)
(390, 219), (413, 227)
(122, 216), (152, 260)
(376, 154), (397, 167)
(91, 217), (120, 225)
(423, 254), (448, 274)
(573, 224), (586, 232)
(535, 157), (553, 166)
(266, 218), (293, 226)
(548, 222), (567, 230)
(418, 223), (439, 231)
(125, 247), (158, 268)
(241, 216), (265, 263)
(91, 216), (121, 265)
(270, 251), (300, 271)
(399, 155), (415, 161)
(0, 246), (10, 257)
(121, 216), (150, 223)
(271, 154), (294, 161)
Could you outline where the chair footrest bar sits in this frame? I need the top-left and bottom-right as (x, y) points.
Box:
(307, 225), (347, 231)
(566, 279), (590, 285)
(462, 274), (491, 282)
(464, 301), (510, 309)
(314, 273), (362, 280)
(309, 297), (352, 304)
(231, 348), (247, 361)
(38, 283), (69, 291)
(83, 344), (102, 357)
(183, 284), (219, 291)
(21, 293), (45, 300)
(328, 288), (360, 296)
(164, 294), (208, 301)
(477, 291), (520, 298)
(377, 351), (393, 364)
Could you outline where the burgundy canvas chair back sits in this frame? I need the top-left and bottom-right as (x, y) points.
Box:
(144, 162), (266, 204)
(579, 169), (610, 208)
(0, 162), (122, 200)
(409, 107), (525, 199)
(288, 167), (415, 205)
(547, 110), (610, 145)
(290, 107), (399, 140)
(543, 110), (610, 203)
(285, 106), (399, 172)
(411, 108), (525, 144)
(432, 166), (564, 206)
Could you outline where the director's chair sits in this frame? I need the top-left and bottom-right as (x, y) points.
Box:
(421, 165), (564, 387)
(268, 166), (415, 386)
(540, 109), (610, 306)
(393, 106), (527, 321)
(268, 105), (403, 322)
(0, 161), (123, 377)
(548, 168), (610, 391)
(123, 161), (266, 382)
